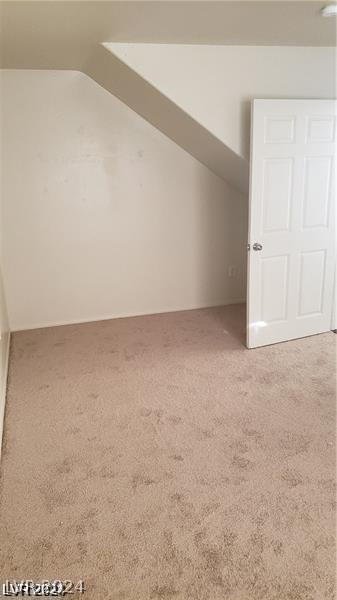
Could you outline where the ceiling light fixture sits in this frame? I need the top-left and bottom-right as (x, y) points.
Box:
(320, 4), (337, 16)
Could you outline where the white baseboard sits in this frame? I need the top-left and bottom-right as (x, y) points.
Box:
(11, 298), (246, 332)
(0, 331), (11, 460)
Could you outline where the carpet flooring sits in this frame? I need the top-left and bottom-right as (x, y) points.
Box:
(0, 304), (336, 600)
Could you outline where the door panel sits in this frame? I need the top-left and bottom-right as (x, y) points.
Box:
(264, 116), (295, 143)
(261, 255), (289, 323)
(303, 157), (332, 228)
(247, 99), (336, 348)
(262, 158), (293, 232)
(298, 250), (326, 316)
(306, 116), (335, 142)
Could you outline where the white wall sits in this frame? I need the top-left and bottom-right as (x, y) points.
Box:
(0, 73), (10, 449)
(109, 44), (336, 159)
(1, 70), (247, 332)
(0, 266), (10, 452)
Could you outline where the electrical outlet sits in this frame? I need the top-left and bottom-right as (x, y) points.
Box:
(228, 266), (237, 278)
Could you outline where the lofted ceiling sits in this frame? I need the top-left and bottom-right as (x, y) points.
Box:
(0, 1), (336, 70)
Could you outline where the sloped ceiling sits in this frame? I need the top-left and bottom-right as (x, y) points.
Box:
(0, 1), (335, 193)
(84, 44), (250, 192)
(107, 42), (336, 159)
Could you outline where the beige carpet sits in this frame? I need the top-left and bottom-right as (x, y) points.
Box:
(0, 304), (336, 600)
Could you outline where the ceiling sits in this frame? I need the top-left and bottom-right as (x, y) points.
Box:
(0, 1), (336, 70)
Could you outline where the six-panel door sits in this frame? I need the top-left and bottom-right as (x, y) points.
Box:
(247, 99), (336, 348)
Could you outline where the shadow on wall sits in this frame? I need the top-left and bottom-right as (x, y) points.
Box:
(195, 167), (248, 309)
(241, 100), (252, 160)
(195, 168), (248, 348)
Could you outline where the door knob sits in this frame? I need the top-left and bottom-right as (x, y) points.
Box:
(253, 243), (263, 251)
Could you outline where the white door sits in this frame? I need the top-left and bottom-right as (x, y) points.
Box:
(247, 99), (336, 348)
